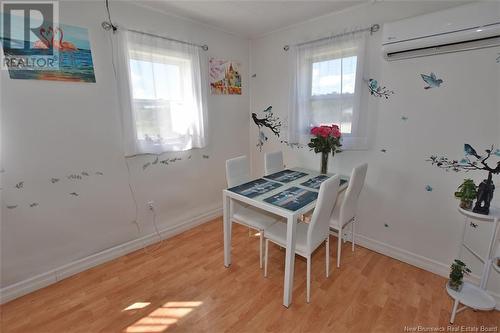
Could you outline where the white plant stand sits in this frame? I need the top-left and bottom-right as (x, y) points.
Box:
(446, 207), (499, 323)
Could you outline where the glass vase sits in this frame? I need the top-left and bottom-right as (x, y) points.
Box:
(321, 152), (329, 174)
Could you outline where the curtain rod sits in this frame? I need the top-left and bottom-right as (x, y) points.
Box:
(283, 24), (380, 51)
(102, 22), (209, 51)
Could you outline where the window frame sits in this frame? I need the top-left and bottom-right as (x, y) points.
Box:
(128, 50), (194, 145)
(306, 48), (359, 137)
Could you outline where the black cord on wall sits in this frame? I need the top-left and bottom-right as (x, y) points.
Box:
(103, 0), (117, 32)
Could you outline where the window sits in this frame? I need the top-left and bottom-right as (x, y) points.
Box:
(310, 54), (357, 134)
(288, 33), (368, 149)
(115, 31), (207, 156)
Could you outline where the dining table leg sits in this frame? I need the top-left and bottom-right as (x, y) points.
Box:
(283, 213), (297, 307)
(223, 192), (231, 268)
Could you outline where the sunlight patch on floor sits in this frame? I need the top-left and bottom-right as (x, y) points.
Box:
(124, 301), (202, 332)
(123, 302), (151, 311)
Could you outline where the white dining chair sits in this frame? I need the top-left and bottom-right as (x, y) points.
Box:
(263, 175), (341, 303)
(264, 151), (284, 176)
(329, 163), (368, 268)
(226, 155), (279, 268)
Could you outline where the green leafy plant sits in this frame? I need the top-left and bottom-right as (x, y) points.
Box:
(454, 179), (477, 209)
(449, 259), (471, 292)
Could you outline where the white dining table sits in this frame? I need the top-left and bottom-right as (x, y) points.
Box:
(222, 167), (348, 308)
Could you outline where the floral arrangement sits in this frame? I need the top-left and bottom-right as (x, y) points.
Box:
(308, 125), (342, 174)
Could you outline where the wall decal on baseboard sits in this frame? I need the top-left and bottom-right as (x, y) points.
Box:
(425, 185), (433, 192)
(420, 72), (443, 89)
(366, 79), (394, 99)
(5, 169), (106, 212)
(67, 174), (82, 180)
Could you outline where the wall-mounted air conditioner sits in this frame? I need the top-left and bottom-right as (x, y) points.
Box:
(382, 2), (500, 61)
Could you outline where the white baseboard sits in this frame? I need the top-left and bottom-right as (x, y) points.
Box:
(0, 206), (222, 305)
(355, 234), (500, 311)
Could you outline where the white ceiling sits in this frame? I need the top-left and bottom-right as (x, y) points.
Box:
(139, 1), (367, 38)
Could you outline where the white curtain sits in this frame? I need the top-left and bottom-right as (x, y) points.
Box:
(288, 30), (367, 150)
(114, 30), (208, 156)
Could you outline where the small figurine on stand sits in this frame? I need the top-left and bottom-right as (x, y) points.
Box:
(473, 172), (495, 215)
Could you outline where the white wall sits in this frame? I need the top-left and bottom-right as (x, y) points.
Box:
(249, 1), (500, 297)
(1, 0), (249, 290)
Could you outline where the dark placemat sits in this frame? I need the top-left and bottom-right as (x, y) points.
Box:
(300, 175), (330, 190)
(301, 176), (348, 190)
(263, 186), (318, 211)
(228, 178), (282, 198)
(263, 169), (308, 183)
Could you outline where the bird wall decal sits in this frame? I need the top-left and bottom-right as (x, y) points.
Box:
(366, 79), (394, 99)
(420, 72), (443, 89)
(464, 144), (481, 159)
(252, 110), (281, 137)
(257, 130), (268, 151)
(252, 106), (282, 151)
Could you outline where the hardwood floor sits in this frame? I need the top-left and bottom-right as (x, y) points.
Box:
(1, 218), (498, 332)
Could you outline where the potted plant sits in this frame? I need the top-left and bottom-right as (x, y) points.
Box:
(308, 125), (342, 174)
(454, 178), (477, 210)
(449, 259), (471, 292)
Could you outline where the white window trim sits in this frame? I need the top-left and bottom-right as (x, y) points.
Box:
(288, 33), (368, 150)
